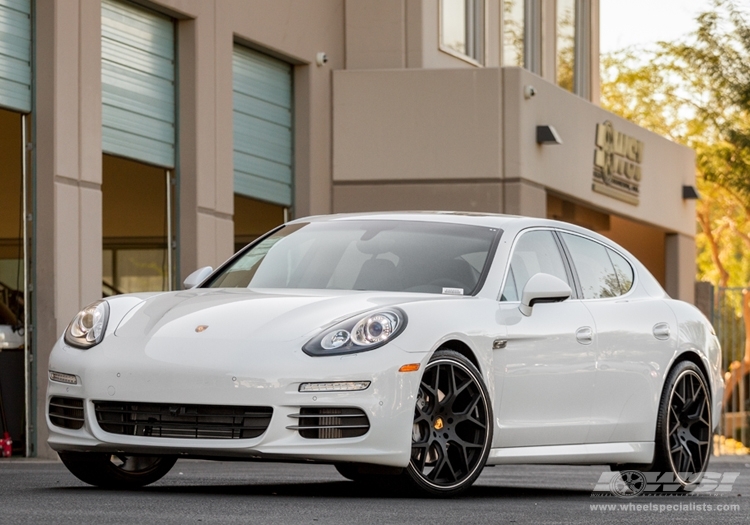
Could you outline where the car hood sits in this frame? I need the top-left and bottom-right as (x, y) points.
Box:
(113, 288), (444, 345)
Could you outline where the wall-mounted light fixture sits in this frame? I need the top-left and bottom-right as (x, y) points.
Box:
(682, 185), (700, 200)
(536, 125), (562, 145)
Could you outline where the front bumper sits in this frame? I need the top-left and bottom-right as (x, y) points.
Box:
(46, 336), (428, 467)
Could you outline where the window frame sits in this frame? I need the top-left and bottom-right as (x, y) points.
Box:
(497, 227), (578, 302)
(557, 230), (637, 302)
(553, 0), (591, 98)
(497, 227), (637, 303)
(439, 0), (488, 67)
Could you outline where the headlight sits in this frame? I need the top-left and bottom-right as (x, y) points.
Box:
(303, 308), (407, 356)
(64, 300), (110, 349)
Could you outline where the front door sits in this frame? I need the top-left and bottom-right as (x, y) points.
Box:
(493, 229), (596, 448)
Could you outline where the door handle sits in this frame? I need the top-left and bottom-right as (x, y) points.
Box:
(576, 326), (593, 345)
(653, 322), (670, 340)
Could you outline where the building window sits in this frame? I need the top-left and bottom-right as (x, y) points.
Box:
(556, 0), (576, 92)
(502, 0), (541, 74)
(556, 0), (591, 99)
(440, 0), (485, 65)
(502, 0), (525, 67)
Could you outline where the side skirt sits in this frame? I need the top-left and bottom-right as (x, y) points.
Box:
(486, 442), (655, 465)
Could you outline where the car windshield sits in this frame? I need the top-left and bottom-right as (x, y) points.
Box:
(205, 220), (501, 295)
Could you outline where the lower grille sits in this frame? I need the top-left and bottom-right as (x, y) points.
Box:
(287, 407), (370, 439)
(94, 402), (273, 439)
(49, 397), (85, 430)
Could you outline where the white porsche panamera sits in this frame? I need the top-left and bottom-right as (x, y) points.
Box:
(47, 212), (722, 496)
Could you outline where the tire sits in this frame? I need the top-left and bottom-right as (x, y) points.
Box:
(402, 349), (493, 496)
(58, 451), (177, 489)
(616, 361), (712, 491)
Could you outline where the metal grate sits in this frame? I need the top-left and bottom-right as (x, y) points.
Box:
(712, 286), (750, 454)
(287, 407), (370, 439)
(49, 397), (85, 430)
(94, 402), (273, 440)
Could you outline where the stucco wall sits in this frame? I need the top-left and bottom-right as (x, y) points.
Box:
(503, 67), (696, 238)
(333, 68), (502, 184)
(33, 0), (344, 458)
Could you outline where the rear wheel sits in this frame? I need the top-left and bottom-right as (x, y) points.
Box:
(58, 451), (177, 489)
(403, 349), (492, 496)
(615, 361), (712, 491)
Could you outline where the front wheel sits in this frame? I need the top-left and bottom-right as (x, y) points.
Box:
(403, 349), (493, 496)
(58, 452), (177, 489)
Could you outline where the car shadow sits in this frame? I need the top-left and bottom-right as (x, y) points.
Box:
(50, 480), (593, 499)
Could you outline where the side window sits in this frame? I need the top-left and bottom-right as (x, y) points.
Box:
(607, 249), (634, 295)
(501, 230), (569, 301)
(561, 233), (628, 299)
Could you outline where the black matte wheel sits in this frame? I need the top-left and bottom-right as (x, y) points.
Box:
(58, 451), (177, 489)
(404, 349), (492, 496)
(619, 361), (711, 491)
(662, 363), (711, 483)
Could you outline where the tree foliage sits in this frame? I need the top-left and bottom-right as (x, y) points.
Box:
(601, 1), (750, 411)
(600, 0), (750, 288)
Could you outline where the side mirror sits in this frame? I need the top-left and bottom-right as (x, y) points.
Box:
(519, 273), (572, 316)
(183, 266), (213, 290)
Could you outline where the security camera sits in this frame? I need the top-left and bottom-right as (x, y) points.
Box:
(316, 52), (328, 67)
(524, 85), (536, 99)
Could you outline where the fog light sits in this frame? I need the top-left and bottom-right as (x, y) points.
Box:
(299, 381), (370, 392)
(49, 371), (78, 385)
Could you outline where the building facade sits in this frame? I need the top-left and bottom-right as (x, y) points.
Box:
(0, 0), (696, 458)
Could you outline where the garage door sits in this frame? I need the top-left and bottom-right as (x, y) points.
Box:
(101, 0), (175, 168)
(233, 46), (293, 207)
(0, 0), (31, 113)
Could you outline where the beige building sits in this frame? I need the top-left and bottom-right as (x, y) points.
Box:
(0, 0), (696, 458)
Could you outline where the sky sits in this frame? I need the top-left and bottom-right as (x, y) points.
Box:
(600, 0), (716, 53)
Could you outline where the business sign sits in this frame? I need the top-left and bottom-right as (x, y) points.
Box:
(592, 121), (643, 205)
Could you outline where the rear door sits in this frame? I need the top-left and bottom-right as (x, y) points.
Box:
(558, 232), (677, 444)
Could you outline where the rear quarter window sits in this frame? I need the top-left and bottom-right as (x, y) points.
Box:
(560, 233), (633, 299)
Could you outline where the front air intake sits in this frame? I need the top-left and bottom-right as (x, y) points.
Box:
(49, 397), (85, 430)
(287, 407), (370, 439)
(94, 402), (273, 439)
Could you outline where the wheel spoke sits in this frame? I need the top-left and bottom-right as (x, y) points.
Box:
(451, 434), (484, 451)
(668, 407), (681, 435)
(446, 365), (458, 404)
(442, 448), (459, 482)
(432, 366), (441, 400)
(674, 378), (686, 406)
(460, 393), (481, 416)
(429, 444), (448, 481)
(455, 441), (471, 474)
(679, 445), (692, 472)
(412, 441), (430, 472)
